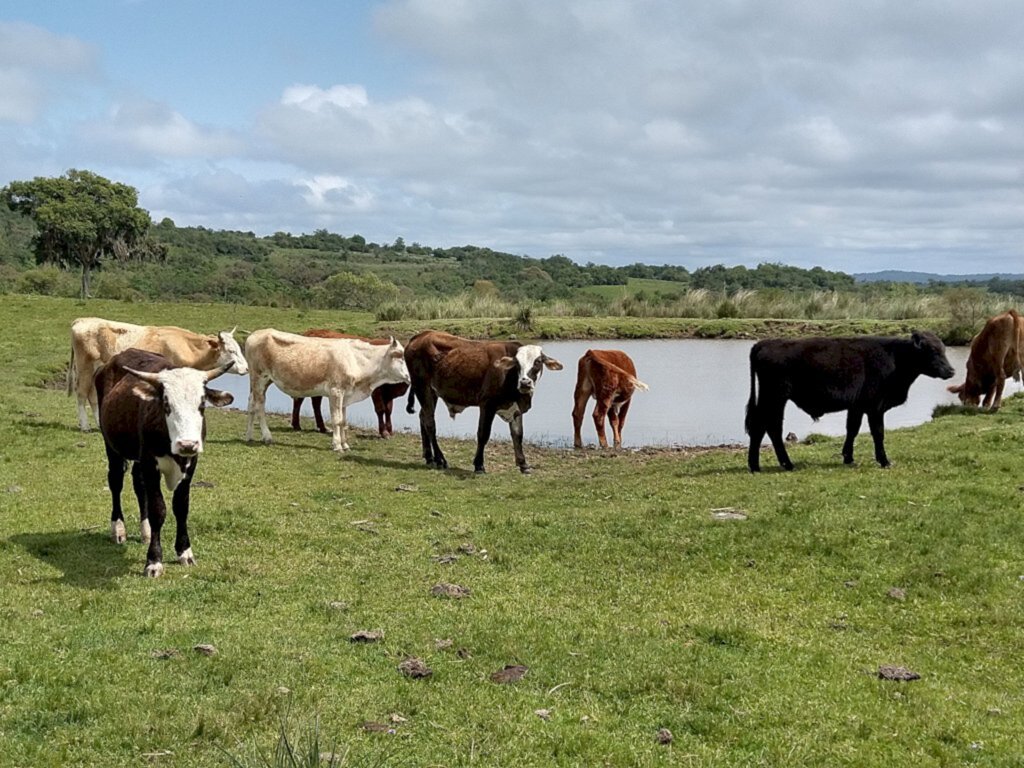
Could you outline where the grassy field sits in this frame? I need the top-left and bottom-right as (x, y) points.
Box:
(2, 295), (1024, 767)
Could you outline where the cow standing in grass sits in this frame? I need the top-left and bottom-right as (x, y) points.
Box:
(289, 329), (409, 438)
(96, 349), (234, 577)
(948, 309), (1024, 410)
(572, 349), (648, 449)
(244, 329), (409, 452)
(745, 331), (955, 472)
(69, 317), (247, 431)
(404, 330), (563, 474)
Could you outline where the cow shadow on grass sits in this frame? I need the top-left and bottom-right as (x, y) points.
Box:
(9, 530), (134, 589)
(340, 452), (478, 477)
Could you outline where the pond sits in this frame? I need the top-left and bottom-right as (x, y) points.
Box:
(215, 338), (1008, 449)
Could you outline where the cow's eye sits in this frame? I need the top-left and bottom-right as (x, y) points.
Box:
(163, 401), (171, 416)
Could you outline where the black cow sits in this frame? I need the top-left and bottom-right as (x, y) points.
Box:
(404, 330), (563, 473)
(95, 349), (233, 576)
(745, 331), (955, 472)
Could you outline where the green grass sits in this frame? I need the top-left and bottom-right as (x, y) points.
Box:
(2, 295), (1024, 766)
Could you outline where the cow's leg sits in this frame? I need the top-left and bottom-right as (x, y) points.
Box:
(172, 458), (198, 566)
(139, 463), (167, 577)
(417, 390), (446, 468)
(990, 376), (1006, 411)
(245, 376), (272, 443)
(842, 409), (863, 465)
(612, 398), (632, 448)
(867, 410), (890, 468)
(291, 398), (304, 430)
(382, 399), (395, 437)
(508, 409), (531, 474)
(312, 396), (328, 433)
(131, 461), (151, 543)
(473, 407), (498, 473)
(77, 362), (96, 431)
(372, 390), (387, 438)
(106, 446), (128, 544)
(327, 390), (349, 451)
(591, 399), (611, 449)
(762, 399), (793, 471)
(571, 380), (592, 449)
(746, 403), (767, 473)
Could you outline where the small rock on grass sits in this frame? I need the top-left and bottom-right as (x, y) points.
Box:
(534, 709), (552, 721)
(878, 665), (920, 681)
(656, 728), (673, 745)
(710, 508), (747, 521)
(193, 644), (217, 656)
(398, 657), (432, 679)
(431, 582), (471, 599)
(490, 664), (528, 684)
(887, 587), (906, 601)
(350, 630), (383, 643)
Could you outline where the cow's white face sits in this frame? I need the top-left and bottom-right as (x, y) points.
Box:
(381, 338), (411, 385)
(512, 345), (564, 394)
(155, 368), (233, 456)
(217, 328), (248, 375)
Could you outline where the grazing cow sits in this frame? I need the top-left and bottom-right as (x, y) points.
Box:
(95, 349), (233, 577)
(947, 309), (1024, 410)
(572, 349), (649, 449)
(244, 329), (410, 452)
(69, 317), (247, 432)
(289, 329), (409, 438)
(745, 331), (955, 472)
(404, 330), (563, 474)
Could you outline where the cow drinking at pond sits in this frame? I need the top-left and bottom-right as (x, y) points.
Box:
(404, 330), (563, 474)
(947, 309), (1024, 411)
(96, 349), (234, 577)
(745, 331), (955, 472)
(69, 317), (247, 432)
(289, 329), (409, 438)
(572, 349), (648, 449)
(244, 329), (409, 452)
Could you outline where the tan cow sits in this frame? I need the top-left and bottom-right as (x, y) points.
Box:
(244, 329), (410, 452)
(948, 309), (1024, 410)
(572, 349), (648, 449)
(68, 318), (247, 432)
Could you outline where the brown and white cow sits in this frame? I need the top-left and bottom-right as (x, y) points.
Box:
(69, 317), (247, 432)
(95, 348), (234, 577)
(947, 309), (1024, 410)
(289, 329), (409, 438)
(244, 329), (409, 452)
(572, 349), (648, 449)
(404, 330), (563, 474)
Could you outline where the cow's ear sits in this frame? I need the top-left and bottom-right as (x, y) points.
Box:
(495, 356), (517, 372)
(911, 330), (924, 348)
(204, 388), (234, 408)
(542, 355), (563, 371)
(208, 338), (220, 350)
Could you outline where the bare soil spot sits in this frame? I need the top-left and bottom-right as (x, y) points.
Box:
(490, 664), (528, 684)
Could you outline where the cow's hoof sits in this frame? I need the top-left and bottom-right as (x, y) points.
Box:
(144, 562), (164, 578)
(782, 462), (795, 471)
(178, 548), (196, 566)
(111, 520), (127, 544)
(519, 465), (532, 475)
(140, 519), (152, 544)
(317, 427), (329, 434)
(262, 437), (273, 445)
(843, 457), (854, 465)
(474, 466), (486, 474)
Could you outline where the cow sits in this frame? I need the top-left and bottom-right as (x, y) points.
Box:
(947, 309), (1024, 410)
(289, 329), (409, 438)
(745, 331), (955, 472)
(95, 349), (233, 577)
(572, 349), (649, 449)
(69, 317), (247, 432)
(404, 330), (563, 474)
(244, 329), (410, 452)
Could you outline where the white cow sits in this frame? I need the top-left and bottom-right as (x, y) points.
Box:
(244, 329), (410, 452)
(68, 317), (248, 431)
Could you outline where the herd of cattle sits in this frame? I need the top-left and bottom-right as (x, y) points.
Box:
(66, 309), (1023, 577)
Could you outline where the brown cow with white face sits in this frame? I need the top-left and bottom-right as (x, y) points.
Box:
(948, 309), (1024, 410)
(96, 349), (233, 577)
(244, 329), (410, 452)
(572, 349), (648, 449)
(404, 330), (563, 474)
(69, 317), (247, 431)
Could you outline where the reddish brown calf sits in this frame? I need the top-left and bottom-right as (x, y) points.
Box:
(572, 349), (648, 449)
(948, 309), (1024, 410)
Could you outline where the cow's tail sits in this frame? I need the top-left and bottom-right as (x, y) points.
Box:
(406, 386), (417, 415)
(66, 343), (76, 396)
(744, 351), (758, 436)
(596, 360), (650, 392)
(1012, 308), (1024, 383)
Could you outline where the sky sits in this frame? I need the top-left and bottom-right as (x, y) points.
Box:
(1, 0), (1022, 275)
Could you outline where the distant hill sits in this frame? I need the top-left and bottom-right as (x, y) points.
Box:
(854, 270), (1024, 284)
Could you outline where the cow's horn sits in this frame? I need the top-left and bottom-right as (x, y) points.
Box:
(204, 364), (233, 382)
(125, 367), (162, 386)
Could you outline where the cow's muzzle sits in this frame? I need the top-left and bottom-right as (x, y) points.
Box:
(174, 440), (201, 457)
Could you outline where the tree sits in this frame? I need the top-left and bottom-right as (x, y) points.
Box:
(2, 170), (152, 298)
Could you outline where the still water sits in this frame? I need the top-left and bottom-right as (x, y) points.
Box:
(216, 339), (1006, 449)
